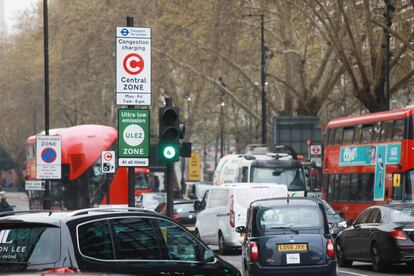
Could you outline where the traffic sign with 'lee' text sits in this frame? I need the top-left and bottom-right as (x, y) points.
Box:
(118, 109), (150, 167)
(116, 27), (151, 106)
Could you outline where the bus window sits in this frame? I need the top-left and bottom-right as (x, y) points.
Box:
(327, 174), (336, 201)
(338, 174), (350, 201)
(393, 119), (405, 140)
(372, 122), (381, 142)
(349, 174), (358, 201)
(354, 125), (362, 143)
(361, 124), (373, 143)
(404, 170), (414, 201)
(359, 174), (373, 202)
(342, 127), (354, 144)
(328, 128), (336, 145)
(334, 128), (343, 145)
(380, 120), (394, 141)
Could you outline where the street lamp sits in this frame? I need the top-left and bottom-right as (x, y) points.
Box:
(383, 0), (395, 110)
(218, 78), (226, 158)
(245, 13), (270, 144)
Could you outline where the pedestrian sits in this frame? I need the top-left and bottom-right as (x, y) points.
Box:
(0, 197), (13, 212)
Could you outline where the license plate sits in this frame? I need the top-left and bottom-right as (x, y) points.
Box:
(277, 243), (308, 252)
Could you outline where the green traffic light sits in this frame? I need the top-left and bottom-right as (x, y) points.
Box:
(163, 146), (176, 159)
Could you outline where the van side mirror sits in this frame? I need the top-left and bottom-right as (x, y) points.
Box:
(235, 226), (247, 233)
(194, 200), (202, 211)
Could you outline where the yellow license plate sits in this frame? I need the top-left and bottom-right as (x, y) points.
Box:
(277, 243), (308, 252)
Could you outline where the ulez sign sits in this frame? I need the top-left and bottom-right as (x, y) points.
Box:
(116, 27), (151, 106)
(118, 109), (149, 167)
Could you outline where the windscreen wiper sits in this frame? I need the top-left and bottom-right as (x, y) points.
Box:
(269, 226), (299, 234)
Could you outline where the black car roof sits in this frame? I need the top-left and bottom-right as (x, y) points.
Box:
(251, 197), (321, 208)
(0, 208), (161, 226)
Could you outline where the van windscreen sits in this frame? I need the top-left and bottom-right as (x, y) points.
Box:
(0, 226), (60, 265)
(251, 167), (305, 191)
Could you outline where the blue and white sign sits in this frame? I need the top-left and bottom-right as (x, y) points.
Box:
(36, 135), (62, 179)
(386, 143), (401, 165)
(374, 145), (387, 201)
(339, 145), (376, 167)
(116, 27), (151, 106)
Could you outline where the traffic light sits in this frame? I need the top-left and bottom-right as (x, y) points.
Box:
(159, 106), (181, 162)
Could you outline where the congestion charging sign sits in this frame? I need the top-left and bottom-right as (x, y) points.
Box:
(116, 27), (151, 106)
(118, 109), (150, 167)
(36, 136), (62, 179)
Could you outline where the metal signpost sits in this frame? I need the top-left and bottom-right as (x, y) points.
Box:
(36, 135), (62, 179)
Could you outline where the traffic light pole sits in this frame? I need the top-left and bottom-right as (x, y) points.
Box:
(166, 163), (174, 218)
(127, 16), (135, 208)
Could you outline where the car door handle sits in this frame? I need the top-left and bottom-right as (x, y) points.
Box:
(217, 213), (230, 217)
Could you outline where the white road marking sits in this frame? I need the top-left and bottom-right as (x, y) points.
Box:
(338, 270), (368, 276)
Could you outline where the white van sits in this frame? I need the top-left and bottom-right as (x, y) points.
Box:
(213, 152), (306, 197)
(194, 183), (288, 254)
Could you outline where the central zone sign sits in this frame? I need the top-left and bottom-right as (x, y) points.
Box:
(116, 27), (151, 106)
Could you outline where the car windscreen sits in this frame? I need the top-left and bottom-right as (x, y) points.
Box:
(251, 167), (305, 191)
(390, 206), (414, 223)
(174, 203), (195, 213)
(257, 206), (322, 232)
(0, 226), (60, 265)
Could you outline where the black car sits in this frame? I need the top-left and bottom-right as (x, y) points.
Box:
(317, 199), (347, 238)
(0, 208), (240, 275)
(173, 200), (197, 232)
(336, 204), (414, 272)
(236, 197), (337, 276)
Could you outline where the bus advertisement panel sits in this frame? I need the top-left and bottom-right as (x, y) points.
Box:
(323, 106), (414, 220)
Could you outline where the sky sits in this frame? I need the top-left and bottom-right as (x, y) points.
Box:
(3, 0), (39, 32)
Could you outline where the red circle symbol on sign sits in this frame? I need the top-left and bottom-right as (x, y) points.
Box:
(311, 146), (320, 154)
(104, 153), (113, 161)
(123, 53), (144, 75)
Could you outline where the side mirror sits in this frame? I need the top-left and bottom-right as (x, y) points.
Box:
(328, 222), (335, 230)
(194, 200), (202, 211)
(235, 226), (247, 233)
(346, 219), (353, 227)
(203, 248), (215, 263)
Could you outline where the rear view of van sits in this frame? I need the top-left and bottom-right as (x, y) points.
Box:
(195, 183), (288, 254)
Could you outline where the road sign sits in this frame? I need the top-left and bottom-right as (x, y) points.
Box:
(188, 152), (201, 182)
(310, 145), (321, 155)
(25, 180), (45, 191)
(118, 109), (150, 167)
(36, 135), (61, 179)
(102, 151), (116, 173)
(116, 27), (151, 106)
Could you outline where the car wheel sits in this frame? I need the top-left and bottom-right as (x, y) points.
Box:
(218, 232), (230, 255)
(371, 243), (386, 272)
(336, 242), (353, 267)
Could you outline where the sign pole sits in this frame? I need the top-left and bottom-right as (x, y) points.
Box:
(126, 16), (135, 208)
(43, 0), (50, 210)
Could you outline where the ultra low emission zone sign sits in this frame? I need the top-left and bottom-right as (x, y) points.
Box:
(36, 135), (62, 179)
(118, 109), (149, 167)
(116, 27), (151, 106)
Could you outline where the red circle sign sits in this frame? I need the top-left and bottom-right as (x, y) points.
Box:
(104, 153), (113, 161)
(123, 53), (144, 75)
(311, 146), (321, 154)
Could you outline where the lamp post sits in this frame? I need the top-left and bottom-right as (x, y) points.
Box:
(245, 13), (268, 144)
(218, 78), (226, 158)
(180, 93), (191, 197)
(384, 0), (394, 111)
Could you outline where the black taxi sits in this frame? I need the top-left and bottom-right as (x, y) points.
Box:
(0, 207), (239, 275)
(236, 198), (337, 276)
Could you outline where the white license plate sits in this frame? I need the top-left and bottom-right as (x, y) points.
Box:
(286, 253), (300, 264)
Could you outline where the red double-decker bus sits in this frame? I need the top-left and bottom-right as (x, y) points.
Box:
(323, 106), (414, 219)
(25, 124), (153, 210)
